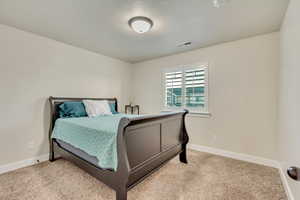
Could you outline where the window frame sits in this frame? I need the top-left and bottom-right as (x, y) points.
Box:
(162, 63), (209, 114)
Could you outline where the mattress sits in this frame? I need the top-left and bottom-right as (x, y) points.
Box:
(55, 139), (101, 168)
(51, 114), (139, 170)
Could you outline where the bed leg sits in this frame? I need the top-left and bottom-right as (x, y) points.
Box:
(179, 146), (188, 164)
(116, 186), (127, 200)
(49, 151), (55, 162)
(49, 140), (55, 162)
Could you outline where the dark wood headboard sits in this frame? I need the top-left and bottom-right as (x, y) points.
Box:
(48, 96), (118, 132)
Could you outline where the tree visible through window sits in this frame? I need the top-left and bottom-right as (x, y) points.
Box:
(164, 65), (208, 113)
(165, 71), (183, 107)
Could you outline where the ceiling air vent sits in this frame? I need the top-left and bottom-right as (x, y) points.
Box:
(177, 42), (192, 47)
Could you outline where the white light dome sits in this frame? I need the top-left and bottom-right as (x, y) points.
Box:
(213, 0), (230, 8)
(129, 16), (153, 34)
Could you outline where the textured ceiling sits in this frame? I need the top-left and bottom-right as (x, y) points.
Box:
(0, 0), (289, 63)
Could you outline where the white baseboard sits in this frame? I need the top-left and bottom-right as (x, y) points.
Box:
(0, 154), (49, 175)
(278, 164), (295, 200)
(188, 144), (294, 200)
(188, 144), (279, 168)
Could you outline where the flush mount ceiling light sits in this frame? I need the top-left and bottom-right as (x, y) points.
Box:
(128, 16), (153, 34)
(213, 0), (230, 8)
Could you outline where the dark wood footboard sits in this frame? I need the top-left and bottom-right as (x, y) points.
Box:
(123, 112), (189, 189)
(49, 97), (189, 200)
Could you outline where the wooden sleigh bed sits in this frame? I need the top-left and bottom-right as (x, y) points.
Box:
(48, 96), (189, 200)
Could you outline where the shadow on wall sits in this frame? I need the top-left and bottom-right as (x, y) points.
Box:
(40, 97), (51, 157)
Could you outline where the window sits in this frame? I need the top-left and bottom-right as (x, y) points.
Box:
(164, 64), (208, 113)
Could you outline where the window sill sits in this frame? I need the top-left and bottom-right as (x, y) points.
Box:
(187, 112), (211, 118)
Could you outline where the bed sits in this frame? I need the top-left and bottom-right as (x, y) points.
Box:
(48, 96), (189, 200)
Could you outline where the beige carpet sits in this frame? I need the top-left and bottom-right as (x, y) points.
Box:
(0, 150), (287, 200)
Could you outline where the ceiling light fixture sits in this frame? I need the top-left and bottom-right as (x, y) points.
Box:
(128, 16), (153, 34)
(213, 0), (229, 8)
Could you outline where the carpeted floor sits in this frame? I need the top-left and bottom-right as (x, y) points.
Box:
(0, 150), (287, 200)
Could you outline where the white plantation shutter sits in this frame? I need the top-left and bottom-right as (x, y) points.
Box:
(164, 64), (208, 113)
(184, 68), (206, 108)
(165, 71), (183, 107)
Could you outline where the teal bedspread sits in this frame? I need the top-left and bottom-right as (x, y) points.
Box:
(51, 114), (138, 171)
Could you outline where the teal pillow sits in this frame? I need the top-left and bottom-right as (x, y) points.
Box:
(109, 102), (118, 114)
(59, 102), (87, 118)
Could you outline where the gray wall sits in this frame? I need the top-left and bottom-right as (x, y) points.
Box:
(279, 0), (300, 198)
(0, 24), (132, 165)
(132, 33), (279, 160)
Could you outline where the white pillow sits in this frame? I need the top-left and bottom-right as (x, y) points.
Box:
(82, 100), (112, 117)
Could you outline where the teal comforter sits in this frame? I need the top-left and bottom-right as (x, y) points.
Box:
(51, 114), (138, 171)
